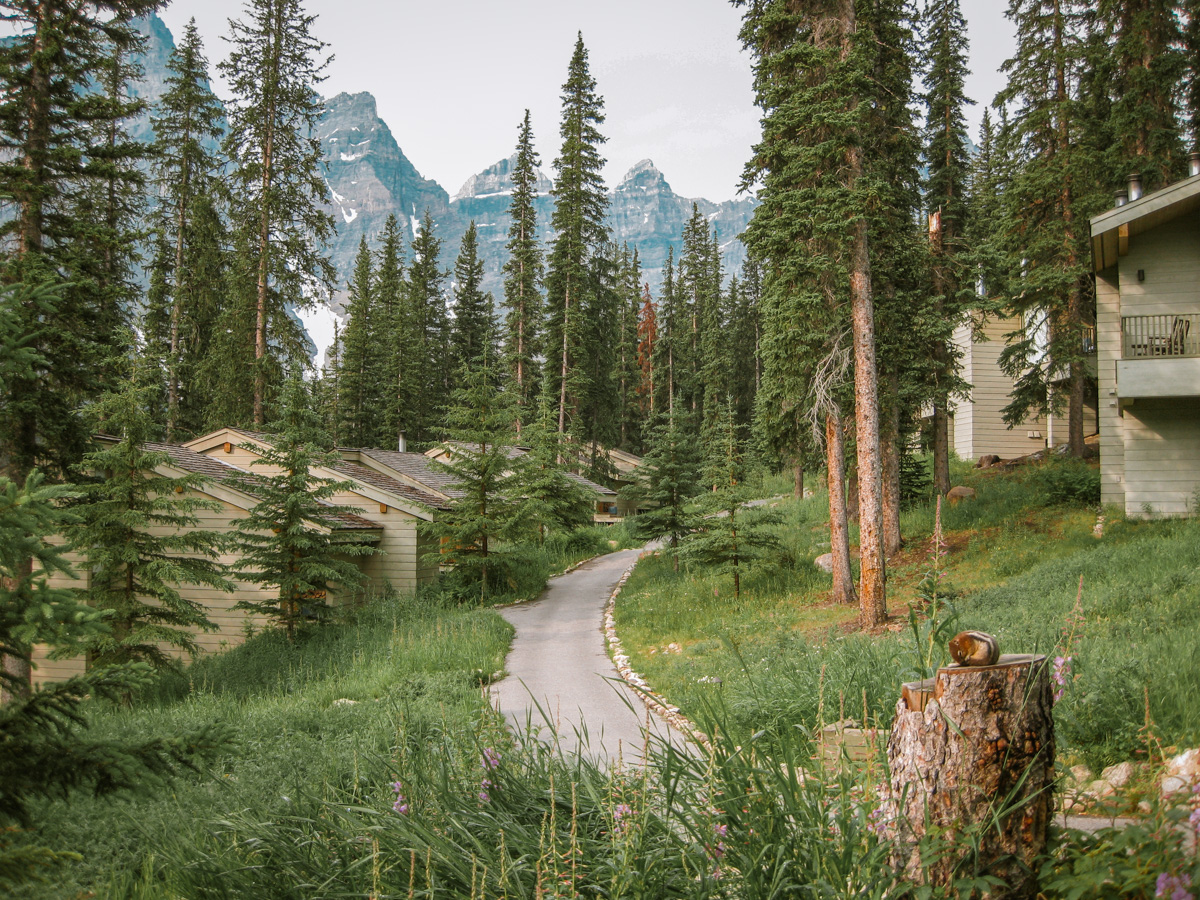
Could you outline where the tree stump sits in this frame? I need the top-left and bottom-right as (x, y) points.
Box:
(884, 654), (1054, 898)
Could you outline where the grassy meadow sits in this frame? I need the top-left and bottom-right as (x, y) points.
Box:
(16, 467), (1200, 898)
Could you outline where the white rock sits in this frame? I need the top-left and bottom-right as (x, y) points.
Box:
(1101, 761), (1136, 789)
(814, 553), (834, 574)
(1161, 774), (1191, 796)
(1085, 779), (1115, 799)
(1068, 764), (1094, 785)
(332, 698), (358, 707)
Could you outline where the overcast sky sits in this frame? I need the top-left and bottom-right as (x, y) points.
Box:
(158, 1), (1016, 203)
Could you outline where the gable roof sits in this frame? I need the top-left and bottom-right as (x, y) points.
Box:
(123, 437), (381, 533)
(425, 441), (617, 497)
(1091, 173), (1200, 271)
(329, 459), (450, 511)
(354, 447), (462, 498)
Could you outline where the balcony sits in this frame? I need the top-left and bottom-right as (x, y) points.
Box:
(1117, 313), (1200, 398)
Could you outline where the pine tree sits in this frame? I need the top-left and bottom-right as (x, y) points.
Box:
(74, 357), (230, 671)
(996, 0), (1105, 457)
(545, 34), (611, 439)
(221, 0), (335, 426)
(614, 245), (644, 452)
(375, 213), (409, 449)
(421, 347), (524, 603)
(502, 111), (545, 416)
(682, 399), (779, 600)
(450, 222), (497, 375)
(633, 407), (699, 571)
(921, 0), (974, 497)
(150, 18), (227, 441)
(233, 373), (375, 640)
(635, 282), (658, 421)
(339, 237), (386, 446)
(1098, 0), (1185, 191)
(736, 0), (887, 623)
(512, 382), (593, 545)
(403, 210), (449, 448)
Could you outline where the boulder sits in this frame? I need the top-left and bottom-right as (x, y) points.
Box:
(814, 552), (834, 574)
(976, 454), (1001, 468)
(1068, 764), (1094, 786)
(947, 485), (977, 504)
(1101, 761), (1136, 789)
(1161, 748), (1200, 797)
(1085, 779), (1115, 799)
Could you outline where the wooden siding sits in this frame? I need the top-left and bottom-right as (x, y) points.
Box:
(1118, 211), (1200, 318)
(1097, 267), (1125, 509)
(1120, 398), (1200, 517)
(32, 492), (277, 687)
(950, 316), (1047, 460)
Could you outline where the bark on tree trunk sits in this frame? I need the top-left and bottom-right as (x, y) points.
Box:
(933, 404), (952, 496)
(881, 397), (901, 557)
(826, 412), (856, 606)
(885, 655), (1055, 898)
(794, 460), (804, 499)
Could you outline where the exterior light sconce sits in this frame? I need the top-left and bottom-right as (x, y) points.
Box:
(1137, 269), (1145, 282)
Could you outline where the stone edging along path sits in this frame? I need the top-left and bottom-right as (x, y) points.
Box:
(602, 550), (713, 752)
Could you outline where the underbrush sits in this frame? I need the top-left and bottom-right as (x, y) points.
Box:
(22, 589), (514, 899)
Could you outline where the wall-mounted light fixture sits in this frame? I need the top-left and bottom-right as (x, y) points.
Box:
(1137, 269), (1145, 282)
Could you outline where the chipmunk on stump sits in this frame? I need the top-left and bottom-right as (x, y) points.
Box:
(948, 631), (1000, 667)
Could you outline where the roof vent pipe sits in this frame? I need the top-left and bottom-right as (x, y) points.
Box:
(1114, 189), (1128, 207)
(1190, 152), (1200, 177)
(398, 432), (407, 453)
(1127, 172), (1143, 202)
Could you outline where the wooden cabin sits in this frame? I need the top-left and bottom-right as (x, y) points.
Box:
(1092, 169), (1200, 516)
(33, 439), (384, 686)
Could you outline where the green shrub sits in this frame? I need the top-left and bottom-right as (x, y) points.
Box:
(1024, 457), (1101, 505)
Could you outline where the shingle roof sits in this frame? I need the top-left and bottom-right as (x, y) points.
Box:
(146, 440), (380, 532)
(330, 460), (449, 510)
(358, 448), (462, 497)
(565, 471), (617, 497)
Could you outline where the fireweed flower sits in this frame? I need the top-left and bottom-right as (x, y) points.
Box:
(612, 802), (633, 834)
(479, 777), (492, 803)
(391, 781), (409, 815)
(482, 747), (501, 770)
(1052, 656), (1073, 702)
(1156, 873), (1193, 900)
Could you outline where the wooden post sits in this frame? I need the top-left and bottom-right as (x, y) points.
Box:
(884, 654), (1055, 898)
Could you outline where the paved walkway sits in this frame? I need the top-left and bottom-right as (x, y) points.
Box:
(490, 548), (682, 762)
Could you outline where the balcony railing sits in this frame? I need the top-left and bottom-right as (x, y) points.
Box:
(1121, 314), (1200, 359)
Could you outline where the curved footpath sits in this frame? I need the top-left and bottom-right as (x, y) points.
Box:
(489, 548), (684, 762)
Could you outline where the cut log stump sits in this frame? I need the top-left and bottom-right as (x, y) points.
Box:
(884, 654), (1054, 899)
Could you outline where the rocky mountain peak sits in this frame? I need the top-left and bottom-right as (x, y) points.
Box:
(616, 158), (670, 194)
(452, 153), (553, 202)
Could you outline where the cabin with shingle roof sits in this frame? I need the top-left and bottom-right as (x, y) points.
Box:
(185, 429), (444, 594)
(33, 437), (385, 685)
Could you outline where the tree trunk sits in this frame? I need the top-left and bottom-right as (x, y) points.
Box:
(933, 403), (951, 495)
(885, 655), (1055, 898)
(826, 412), (856, 606)
(881, 395), (901, 557)
(846, 146), (885, 626)
(794, 460), (804, 499)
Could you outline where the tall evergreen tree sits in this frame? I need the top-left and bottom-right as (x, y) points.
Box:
(633, 407), (699, 572)
(234, 373), (375, 640)
(221, 0), (335, 426)
(449, 222), (497, 375)
(374, 213), (409, 449)
(421, 347), (524, 604)
(635, 282), (658, 421)
(736, 0), (888, 624)
(1098, 0), (1185, 192)
(339, 237), (387, 446)
(403, 210), (449, 448)
(921, 0), (974, 497)
(150, 18), (227, 441)
(996, 0), (1105, 457)
(74, 359), (230, 671)
(502, 111), (546, 418)
(614, 245), (644, 452)
(545, 34), (611, 440)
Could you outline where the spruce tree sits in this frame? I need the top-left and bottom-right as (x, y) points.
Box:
(421, 347), (524, 604)
(502, 111), (546, 416)
(635, 282), (658, 421)
(1098, 0), (1185, 191)
(736, 0), (887, 623)
(74, 358), (230, 671)
(375, 213), (409, 449)
(449, 222), (497, 375)
(545, 34), (611, 439)
(403, 210), (449, 448)
(682, 399), (778, 600)
(921, 0), (974, 497)
(234, 373), (375, 640)
(339, 237), (385, 447)
(614, 245), (644, 452)
(150, 18), (227, 441)
(633, 407), (699, 571)
(996, 0), (1105, 457)
(221, 0), (335, 426)
(512, 382), (593, 545)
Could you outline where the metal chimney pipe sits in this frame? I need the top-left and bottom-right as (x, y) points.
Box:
(1127, 172), (1143, 202)
(398, 431), (407, 453)
(1189, 153), (1200, 177)
(1114, 189), (1128, 207)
